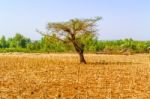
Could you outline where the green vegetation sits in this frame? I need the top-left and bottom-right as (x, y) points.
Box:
(0, 33), (149, 54)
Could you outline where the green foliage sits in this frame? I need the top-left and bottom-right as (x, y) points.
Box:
(8, 33), (31, 48)
(40, 36), (67, 52)
(0, 36), (7, 48)
(0, 33), (150, 53)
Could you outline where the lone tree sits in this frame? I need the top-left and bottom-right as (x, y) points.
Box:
(38, 17), (101, 64)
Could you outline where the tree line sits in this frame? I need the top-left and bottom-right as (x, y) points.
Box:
(0, 33), (149, 54)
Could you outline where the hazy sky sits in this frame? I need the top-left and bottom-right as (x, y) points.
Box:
(0, 0), (150, 40)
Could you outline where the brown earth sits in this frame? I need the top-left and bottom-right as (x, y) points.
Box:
(0, 53), (150, 99)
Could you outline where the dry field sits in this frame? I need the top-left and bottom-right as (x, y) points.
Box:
(0, 53), (150, 99)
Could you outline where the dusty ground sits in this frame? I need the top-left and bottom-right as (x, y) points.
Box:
(0, 53), (150, 99)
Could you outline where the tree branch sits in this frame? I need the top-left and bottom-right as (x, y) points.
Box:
(36, 29), (71, 44)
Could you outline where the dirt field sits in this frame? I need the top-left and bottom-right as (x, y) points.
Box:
(0, 53), (150, 99)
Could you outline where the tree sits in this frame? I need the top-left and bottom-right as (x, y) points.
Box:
(8, 33), (31, 48)
(38, 17), (101, 64)
(0, 36), (7, 48)
(27, 41), (41, 50)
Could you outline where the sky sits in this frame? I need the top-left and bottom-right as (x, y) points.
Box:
(0, 0), (150, 40)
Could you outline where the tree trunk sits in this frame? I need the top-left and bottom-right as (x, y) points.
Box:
(72, 41), (86, 64)
(71, 34), (87, 64)
(78, 51), (86, 64)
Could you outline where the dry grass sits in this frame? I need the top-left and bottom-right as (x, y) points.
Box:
(0, 53), (150, 99)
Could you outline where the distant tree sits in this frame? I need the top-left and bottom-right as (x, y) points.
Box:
(0, 36), (7, 48)
(29, 41), (41, 50)
(14, 33), (25, 48)
(121, 38), (136, 52)
(8, 33), (31, 48)
(38, 17), (101, 63)
(41, 36), (66, 52)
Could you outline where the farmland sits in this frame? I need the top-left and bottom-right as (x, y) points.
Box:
(0, 53), (150, 99)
